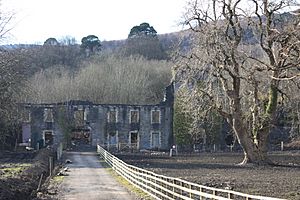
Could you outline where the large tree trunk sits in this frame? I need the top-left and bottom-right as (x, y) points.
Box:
(231, 114), (272, 165)
(236, 124), (272, 165)
(230, 80), (278, 165)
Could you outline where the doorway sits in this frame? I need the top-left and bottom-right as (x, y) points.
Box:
(129, 131), (139, 149)
(71, 130), (91, 145)
(43, 131), (54, 146)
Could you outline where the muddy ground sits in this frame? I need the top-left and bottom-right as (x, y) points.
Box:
(1, 149), (299, 200)
(0, 149), (55, 200)
(115, 151), (300, 200)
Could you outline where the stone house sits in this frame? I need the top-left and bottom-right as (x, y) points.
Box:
(21, 84), (174, 151)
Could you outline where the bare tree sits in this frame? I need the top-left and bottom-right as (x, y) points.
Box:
(0, 49), (29, 149)
(24, 54), (172, 104)
(0, 7), (14, 43)
(0, 4), (28, 149)
(175, 0), (300, 164)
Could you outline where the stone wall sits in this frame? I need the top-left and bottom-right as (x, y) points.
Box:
(22, 84), (174, 151)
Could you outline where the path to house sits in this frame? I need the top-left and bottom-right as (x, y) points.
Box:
(59, 151), (135, 200)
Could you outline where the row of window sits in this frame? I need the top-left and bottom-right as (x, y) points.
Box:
(107, 131), (161, 148)
(23, 108), (161, 124)
(107, 110), (161, 124)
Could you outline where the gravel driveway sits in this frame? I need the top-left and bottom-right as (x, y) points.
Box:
(59, 151), (135, 200)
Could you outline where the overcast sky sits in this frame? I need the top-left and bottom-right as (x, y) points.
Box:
(1, 0), (188, 44)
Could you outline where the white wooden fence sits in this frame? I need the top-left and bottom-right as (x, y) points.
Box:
(103, 142), (139, 152)
(97, 145), (284, 200)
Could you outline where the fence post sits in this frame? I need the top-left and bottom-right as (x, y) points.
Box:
(181, 181), (183, 196)
(228, 192), (233, 199)
(37, 173), (44, 191)
(200, 187), (203, 200)
(112, 156), (115, 170)
(154, 175), (157, 191)
(49, 156), (53, 176)
(213, 189), (216, 198)
(57, 143), (63, 160)
(173, 179), (175, 199)
(57, 146), (59, 160)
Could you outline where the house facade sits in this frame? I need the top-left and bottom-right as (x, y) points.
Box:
(21, 84), (174, 151)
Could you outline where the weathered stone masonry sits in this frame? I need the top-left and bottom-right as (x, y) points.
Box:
(21, 84), (174, 150)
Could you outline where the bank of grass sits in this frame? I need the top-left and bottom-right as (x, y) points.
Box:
(0, 163), (32, 178)
(99, 159), (154, 200)
(51, 174), (65, 183)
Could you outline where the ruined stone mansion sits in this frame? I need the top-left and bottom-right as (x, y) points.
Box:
(21, 84), (174, 150)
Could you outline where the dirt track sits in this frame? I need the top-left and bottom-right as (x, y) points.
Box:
(59, 151), (134, 200)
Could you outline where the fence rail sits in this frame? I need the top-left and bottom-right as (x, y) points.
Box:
(97, 145), (284, 200)
(103, 143), (139, 152)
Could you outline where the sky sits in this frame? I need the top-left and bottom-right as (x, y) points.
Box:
(1, 0), (188, 45)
